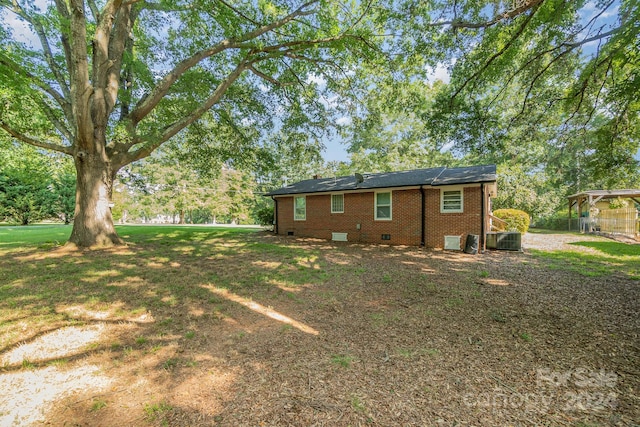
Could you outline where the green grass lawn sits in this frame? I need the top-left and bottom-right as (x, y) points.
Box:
(0, 224), (261, 249)
(0, 225), (320, 352)
(529, 236), (640, 280)
(0, 224), (74, 248)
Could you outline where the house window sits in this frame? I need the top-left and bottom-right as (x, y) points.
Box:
(441, 189), (463, 213)
(294, 196), (306, 220)
(375, 191), (392, 220)
(331, 194), (344, 213)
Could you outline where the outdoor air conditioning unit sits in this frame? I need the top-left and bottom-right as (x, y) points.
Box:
(486, 232), (498, 249)
(496, 232), (522, 251)
(444, 235), (461, 251)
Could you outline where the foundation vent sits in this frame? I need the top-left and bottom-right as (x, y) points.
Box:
(444, 235), (461, 251)
(332, 232), (348, 242)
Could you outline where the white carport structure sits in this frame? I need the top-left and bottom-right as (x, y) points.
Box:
(568, 189), (640, 236)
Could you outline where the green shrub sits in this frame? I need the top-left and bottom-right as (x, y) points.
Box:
(253, 205), (274, 227)
(493, 209), (530, 233)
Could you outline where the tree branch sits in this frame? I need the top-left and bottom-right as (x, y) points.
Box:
(450, 4), (539, 104)
(118, 32), (136, 120)
(571, 0), (617, 42)
(27, 94), (74, 142)
(519, 48), (572, 116)
(0, 0), (72, 100)
(123, 0), (194, 11)
(53, 0), (74, 100)
(121, 59), (251, 167)
(87, 0), (100, 21)
(583, 58), (612, 126)
(0, 52), (72, 119)
(431, 0), (543, 30)
(565, 43), (617, 127)
(486, 1), (621, 111)
(0, 120), (73, 155)
(91, 0), (128, 132)
(106, 4), (136, 116)
(128, 0), (319, 125)
(215, 0), (261, 27)
(218, 108), (252, 145)
(561, 28), (620, 49)
(248, 65), (294, 86)
(239, 33), (358, 54)
(68, 0), (93, 147)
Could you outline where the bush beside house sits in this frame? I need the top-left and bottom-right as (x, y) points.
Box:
(493, 209), (530, 233)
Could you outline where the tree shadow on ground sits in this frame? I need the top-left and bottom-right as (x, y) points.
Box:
(1, 228), (638, 426)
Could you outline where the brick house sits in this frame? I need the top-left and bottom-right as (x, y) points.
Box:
(265, 165), (497, 249)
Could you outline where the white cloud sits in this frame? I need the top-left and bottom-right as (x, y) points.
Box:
(579, 2), (619, 24)
(319, 94), (339, 109)
(600, 5), (619, 19)
(1, 11), (40, 48)
(306, 73), (326, 87)
(425, 61), (454, 84)
(336, 116), (351, 126)
(440, 141), (455, 153)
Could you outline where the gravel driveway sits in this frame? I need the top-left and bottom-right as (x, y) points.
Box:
(522, 231), (613, 251)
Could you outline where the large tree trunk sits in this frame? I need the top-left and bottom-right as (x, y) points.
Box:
(67, 153), (123, 247)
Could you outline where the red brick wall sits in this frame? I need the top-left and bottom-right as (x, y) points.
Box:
(275, 185), (488, 248)
(423, 186), (482, 249)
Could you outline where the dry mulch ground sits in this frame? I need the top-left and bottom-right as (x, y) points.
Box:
(0, 231), (638, 426)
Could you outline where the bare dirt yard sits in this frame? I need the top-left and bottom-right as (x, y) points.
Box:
(0, 228), (638, 426)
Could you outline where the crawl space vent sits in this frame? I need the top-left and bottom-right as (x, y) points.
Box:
(444, 235), (461, 251)
(332, 232), (348, 242)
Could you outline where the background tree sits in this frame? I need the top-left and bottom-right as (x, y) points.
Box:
(223, 168), (255, 224)
(491, 164), (562, 220)
(253, 131), (328, 188)
(338, 0), (638, 220)
(114, 149), (258, 224)
(51, 159), (76, 224)
(341, 79), (458, 173)
(0, 143), (56, 224)
(423, 0), (639, 187)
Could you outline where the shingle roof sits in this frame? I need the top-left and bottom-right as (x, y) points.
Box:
(265, 165), (496, 196)
(567, 189), (640, 200)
